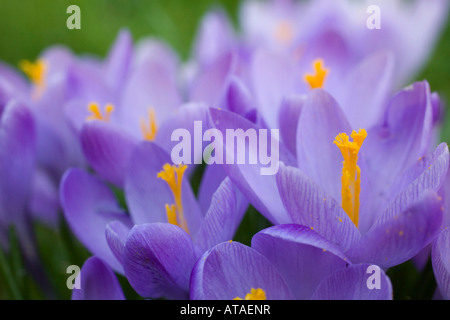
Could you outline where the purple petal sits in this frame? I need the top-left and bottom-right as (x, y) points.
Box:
(197, 164), (227, 215)
(103, 29), (133, 92)
(190, 241), (293, 300)
(296, 89), (352, 203)
(118, 40), (181, 136)
(278, 94), (305, 158)
(276, 164), (361, 251)
(252, 224), (349, 299)
(123, 223), (198, 299)
(250, 49), (300, 129)
(105, 220), (131, 266)
(29, 168), (59, 228)
(335, 51), (394, 129)
(192, 9), (236, 67)
(189, 52), (236, 108)
(346, 191), (443, 269)
(80, 121), (138, 188)
(124, 141), (202, 234)
(374, 143), (449, 226)
(60, 168), (132, 272)
(432, 228), (450, 300)
(72, 256), (125, 300)
(311, 263), (393, 300)
(209, 107), (290, 224)
(364, 81), (434, 192)
(0, 101), (36, 227)
(194, 178), (246, 254)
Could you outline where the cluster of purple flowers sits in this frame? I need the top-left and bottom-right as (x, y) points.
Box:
(1, 0), (450, 300)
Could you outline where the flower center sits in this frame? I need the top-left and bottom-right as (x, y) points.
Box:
(20, 59), (47, 99)
(140, 108), (158, 141)
(274, 20), (294, 45)
(234, 288), (266, 300)
(333, 129), (367, 227)
(304, 59), (328, 89)
(157, 163), (189, 234)
(86, 103), (114, 122)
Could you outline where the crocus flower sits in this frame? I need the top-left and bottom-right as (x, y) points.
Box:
(209, 79), (448, 270)
(60, 140), (247, 299)
(191, 224), (393, 300)
(71, 256), (125, 300)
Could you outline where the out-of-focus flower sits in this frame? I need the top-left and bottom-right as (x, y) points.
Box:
(71, 256), (125, 300)
(0, 100), (36, 252)
(191, 224), (393, 300)
(240, 0), (449, 86)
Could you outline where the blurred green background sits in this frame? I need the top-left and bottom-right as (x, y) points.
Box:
(0, 0), (449, 300)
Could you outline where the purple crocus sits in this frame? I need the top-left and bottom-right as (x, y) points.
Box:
(60, 140), (247, 299)
(209, 79), (448, 271)
(191, 224), (393, 300)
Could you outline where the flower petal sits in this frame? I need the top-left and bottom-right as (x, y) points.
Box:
(296, 89), (352, 203)
(194, 178), (246, 254)
(123, 223), (197, 299)
(80, 121), (138, 188)
(252, 224), (349, 299)
(190, 241), (293, 300)
(346, 191), (443, 269)
(72, 256), (125, 300)
(124, 141), (202, 234)
(276, 164), (360, 251)
(432, 228), (450, 300)
(60, 168), (131, 272)
(311, 263), (393, 300)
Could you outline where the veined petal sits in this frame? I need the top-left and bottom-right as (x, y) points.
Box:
(346, 191), (443, 269)
(252, 224), (349, 299)
(432, 228), (450, 300)
(311, 263), (393, 300)
(209, 107), (291, 224)
(194, 178), (246, 254)
(296, 89), (352, 203)
(374, 143), (449, 227)
(190, 241), (293, 300)
(276, 164), (361, 251)
(105, 220), (131, 266)
(123, 223), (197, 299)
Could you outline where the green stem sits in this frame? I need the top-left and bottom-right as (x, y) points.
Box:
(0, 245), (23, 300)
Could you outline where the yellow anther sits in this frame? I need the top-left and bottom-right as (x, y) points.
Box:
(157, 163), (189, 234)
(20, 59), (46, 87)
(234, 288), (266, 300)
(275, 20), (294, 44)
(304, 59), (329, 89)
(140, 108), (158, 141)
(20, 59), (47, 99)
(86, 103), (114, 122)
(334, 129), (367, 227)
